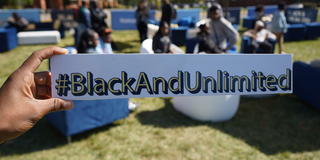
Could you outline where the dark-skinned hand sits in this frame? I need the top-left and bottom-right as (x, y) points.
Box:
(0, 47), (73, 143)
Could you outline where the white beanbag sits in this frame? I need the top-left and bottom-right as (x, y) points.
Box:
(140, 39), (154, 54)
(18, 31), (61, 45)
(147, 24), (159, 38)
(172, 95), (240, 122)
(140, 39), (185, 54)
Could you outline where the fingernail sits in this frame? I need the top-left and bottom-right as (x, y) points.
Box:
(55, 47), (68, 54)
(64, 100), (74, 110)
(61, 48), (68, 54)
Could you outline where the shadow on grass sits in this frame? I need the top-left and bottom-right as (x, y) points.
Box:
(113, 41), (137, 52)
(0, 120), (65, 156)
(136, 95), (320, 155)
(0, 119), (118, 156)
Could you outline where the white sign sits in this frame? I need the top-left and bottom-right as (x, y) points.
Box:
(50, 54), (292, 100)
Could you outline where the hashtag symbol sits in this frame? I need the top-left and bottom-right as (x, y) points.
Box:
(55, 74), (70, 96)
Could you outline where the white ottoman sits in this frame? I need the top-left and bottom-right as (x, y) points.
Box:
(140, 39), (185, 54)
(147, 24), (159, 38)
(18, 31), (61, 45)
(172, 95), (240, 122)
(140, 39), (154, 54)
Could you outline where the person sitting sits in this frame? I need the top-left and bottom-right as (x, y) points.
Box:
(7, 13), (29, 32)
(76, 29), (139, 114)
(160, 0), (175, 26)
(207, 3), (239, 53)
(196, 24), (222, 54)
(243, 21), (276, 53)
(100, 28), (114, 54)
(254, 5), (272, 23)
(152, 21), (172, 54)
(77, 29), (103, 54)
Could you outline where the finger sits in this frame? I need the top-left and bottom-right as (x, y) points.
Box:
(38, 98), (73, 114)
(20, 47), (68, 72)
(34, 71), (51, 86)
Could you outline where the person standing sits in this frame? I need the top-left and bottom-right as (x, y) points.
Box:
(135, 0), (149, 43)
(90, 0), (108, 35)
(160, 0), (176, 26)
(271, 2), (288, 54)
(207, 3), (239, 53)
(78, 4), (92, 28)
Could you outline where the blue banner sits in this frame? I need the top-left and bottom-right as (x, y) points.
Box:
(172, 9), (201, 23)
(286, 8), (318, 24)
(0, 9), (41, 23)
(111, 9), (155, 30)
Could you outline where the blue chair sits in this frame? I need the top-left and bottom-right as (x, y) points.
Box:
(240, 36), (276, 53)
(284, 24), (306, 41)
(305, 22), (320, 40)
(242, 16), (256, 29)
(0, 27), (17, 53)
(177, 17), (195, 28)
(46, 99), (129, 137)
(185, 38), (199, 53)
(228, 45), (238, 54)
(293, 61), (320, 110)
(148, 19), (160, 25)
(170, 27), (188, 46)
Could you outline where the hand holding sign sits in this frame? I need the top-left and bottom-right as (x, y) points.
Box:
(0, 47), (73, 143)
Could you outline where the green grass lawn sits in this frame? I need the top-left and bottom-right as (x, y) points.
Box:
(0, 30), (320, 160)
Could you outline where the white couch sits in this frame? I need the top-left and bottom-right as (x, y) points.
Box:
(18, 31), (61, 45)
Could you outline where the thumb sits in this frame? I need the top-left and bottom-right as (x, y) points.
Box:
(38, 98), (73, 114)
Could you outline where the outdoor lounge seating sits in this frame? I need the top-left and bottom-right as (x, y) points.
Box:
(172, 95), (240, 122)
(18, 30), (61, 45)
(46, 99), (129, 137)
(242, 16), (256, 29)
(0, 27), (17, 53)
(305, 22), (320, 40)
(140, 38), (154, 54)
(293, 61), (320, 110)
(240, 36), (276, 53)
(285, 24), (306, 41)
(171, 27), (188, 46)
